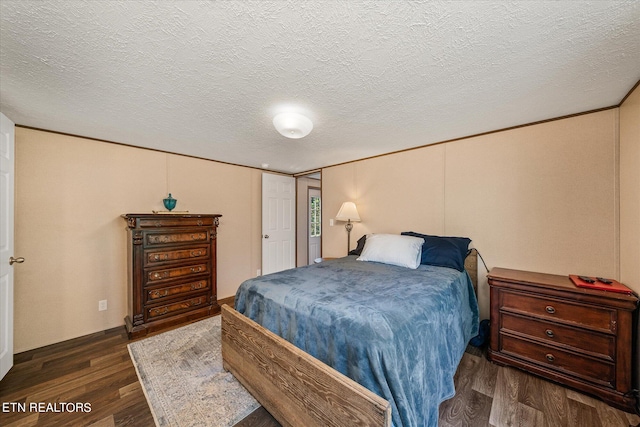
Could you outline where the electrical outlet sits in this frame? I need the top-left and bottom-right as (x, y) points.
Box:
(98, 300), (107, 311)
(330, 219), (334, 226)
(257, 269), (261, 276)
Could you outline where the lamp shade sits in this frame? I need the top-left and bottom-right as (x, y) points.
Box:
(335, 202), (361, 222)
(273, 112), (313, 139)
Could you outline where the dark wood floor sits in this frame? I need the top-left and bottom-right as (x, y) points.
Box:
(0, 324), (154, 426)
(1, 318), (638, 427)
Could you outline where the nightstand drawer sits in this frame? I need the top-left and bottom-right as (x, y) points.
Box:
(500, 334), (615, 388)
(500, 313), (615, 360)
(501, 290), (615, 332)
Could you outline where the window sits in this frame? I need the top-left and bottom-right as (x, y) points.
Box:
(310, 196), (321, 237)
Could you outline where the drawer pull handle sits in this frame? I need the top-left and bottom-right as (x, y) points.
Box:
(190, 267), (202, 273)
(197, 220), (203, 226)
(545, 329), (554, 338)
(151, 307), (169, 316)
(150, 289), (169, 298)
(151, 271), (169, 280)
(545, 353), (555, 363)
(191, 282), (204, 290)
(545, 305), (556, 314)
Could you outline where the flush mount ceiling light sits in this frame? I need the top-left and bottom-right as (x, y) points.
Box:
(273, 112), (313, 139)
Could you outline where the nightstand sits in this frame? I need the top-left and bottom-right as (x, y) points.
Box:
(487, 267), (639, 412)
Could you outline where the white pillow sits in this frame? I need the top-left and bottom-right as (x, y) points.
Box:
(356, 234), (424, 269)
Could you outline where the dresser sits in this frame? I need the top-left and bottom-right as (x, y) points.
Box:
(487, 268), (639, 412)
(122, 213), (222, 339)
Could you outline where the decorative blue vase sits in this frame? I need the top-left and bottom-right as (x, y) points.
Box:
(163, 193), (177, 211)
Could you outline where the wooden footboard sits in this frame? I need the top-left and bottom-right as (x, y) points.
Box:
(221, 304), (391, 427)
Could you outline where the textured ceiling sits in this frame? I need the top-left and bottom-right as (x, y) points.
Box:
(1, 1), (639, 173)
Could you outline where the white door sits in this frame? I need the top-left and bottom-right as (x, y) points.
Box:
(308, 188), (321, 264)
(0, 113), (15, 380)
(262, 173), (296, 275)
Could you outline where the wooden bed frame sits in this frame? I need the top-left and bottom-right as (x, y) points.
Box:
(221, 249), (478, 427)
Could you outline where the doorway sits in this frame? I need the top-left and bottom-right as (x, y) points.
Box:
(295, 172), (321, 266)
(308, 187), (321, 264)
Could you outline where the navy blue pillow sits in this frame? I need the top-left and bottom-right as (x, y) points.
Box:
(348, 235), (367, 256)
(400, 232), (471, 271)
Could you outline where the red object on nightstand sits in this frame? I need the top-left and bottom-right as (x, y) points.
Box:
(569, 275), (634, 295)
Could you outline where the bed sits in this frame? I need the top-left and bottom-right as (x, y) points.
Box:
(222, 235), (479, 427)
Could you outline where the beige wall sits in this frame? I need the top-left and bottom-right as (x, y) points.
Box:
(620, 84), (640, 293)
(14, 128), (262, 352)
(322, 110), (622, 319)
(13, 90), (639, 351)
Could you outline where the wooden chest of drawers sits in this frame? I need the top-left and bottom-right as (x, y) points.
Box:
(488, 268), (639, 412)
(122, 213), (222, 339)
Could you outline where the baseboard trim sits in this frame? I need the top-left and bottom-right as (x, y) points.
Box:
(16, 297), (236, 355)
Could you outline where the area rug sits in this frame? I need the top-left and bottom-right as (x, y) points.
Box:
(127, 316), (260, 427)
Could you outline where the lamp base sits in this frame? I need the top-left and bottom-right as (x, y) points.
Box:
(345, 220), (353, 254)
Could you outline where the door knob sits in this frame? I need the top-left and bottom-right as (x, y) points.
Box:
(264, 235), (270, 239)
(9, 256), (25, 265)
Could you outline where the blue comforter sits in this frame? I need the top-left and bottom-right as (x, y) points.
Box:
(235, 256), (479, 427)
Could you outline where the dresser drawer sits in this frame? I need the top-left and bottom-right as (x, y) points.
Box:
(147, 294), (210, 320)
(500, 333), (615, 388)
(145, 231), (209, 247)
(145, 246), (209, 266)
(501, 290), (615, 332)
(500, 313), (615, 360)
(145, 263), (209, 284)
(138, 216), (215, 228)
(145, 279), (210, 304)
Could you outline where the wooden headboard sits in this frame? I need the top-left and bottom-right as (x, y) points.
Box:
(465, 248), (478, 296)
